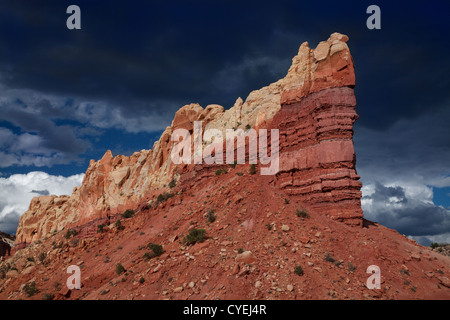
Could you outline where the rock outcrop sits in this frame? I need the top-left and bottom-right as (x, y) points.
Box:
(15, 32), (362, 246)
(0, 231), (14, 258)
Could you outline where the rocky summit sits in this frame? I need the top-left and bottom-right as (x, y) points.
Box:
(0, 33), (449, 300)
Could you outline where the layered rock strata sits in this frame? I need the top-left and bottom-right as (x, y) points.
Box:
(15, 32), (362, 246)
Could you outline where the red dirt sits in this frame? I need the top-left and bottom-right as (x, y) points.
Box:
(1, 166), (449, 300)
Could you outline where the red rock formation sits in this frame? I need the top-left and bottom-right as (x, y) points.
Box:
(14, 32), (363, 246)
(271, 87), (362, 225)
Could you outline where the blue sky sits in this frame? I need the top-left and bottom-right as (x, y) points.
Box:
(0, 0), (449, 245)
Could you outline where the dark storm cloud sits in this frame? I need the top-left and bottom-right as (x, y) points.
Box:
(363, 183), (450, 237)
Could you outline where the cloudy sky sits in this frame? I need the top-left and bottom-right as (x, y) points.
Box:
(0, 1), (449, 245)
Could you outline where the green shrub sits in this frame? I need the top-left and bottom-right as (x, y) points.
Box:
(122, 209), (135, 219)
(296, 208), (309, 218)
(206, 209), (216, 223)
(65, 228), (78, 239)
(156, 192), (174, 204)
(42, 293), (54, 300)
(245, 124), (251, 130)
(238, 248), (244, 254)
(294, 265), (304, 276)
(215, 168), (227, 176)
(27, 256), (35, 263)
(230, 160), (238, 169)
(139, 277), (145, 284)
(115, 263), (125, 275)
(168, 178), (177, 189)
(147, 243), (164, 257)
(430, 242), (439, 249)
(97, 224), (106, 233)
(115, 219), (124, 230)
(183, 228), (206, 245)
(249, 164), (257, 175)
(23, 281), (38, 297)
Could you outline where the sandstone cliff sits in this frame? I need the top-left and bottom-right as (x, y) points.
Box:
(15, 32), (362, 246)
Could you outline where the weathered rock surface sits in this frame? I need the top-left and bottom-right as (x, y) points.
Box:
(15, 32), (362, 247)
(0, 231), (14, 258)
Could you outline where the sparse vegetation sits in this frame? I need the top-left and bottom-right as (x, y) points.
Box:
(245, 124), (251, 130)
(26, 256), (35, 263)
(169, 178), (177, 189)
(122, 209), (135, 219)
(115, 263), (125, 275)
(294, 265), (304, 276)
(238, 248), (244, 254)
(236, 172), (244, 176)
(215, 168), (227, 176)
(38, 252), (46, 263)
(144, 243), (164, 259)
(230, 160), (238, 169)
(139, 277), (145, 284)
(206, 209), (216, 223)
(284, 198), (290, 204)
(65, 228), (78, 239)
(97, 224), (106, 233)
(183, 228), (206, 245)
(249, 164), (257, 175)
(23, 281), (38, 297)
(431, 242), (439, 249)
(296, 208), (310, 218)
(42, 293), (54, 300)
(266, 223), (272, 231)
(115, 219), (124, 230)
(156, 192), (174, 204)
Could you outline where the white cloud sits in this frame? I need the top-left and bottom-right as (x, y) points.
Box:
(362, 181), (450, 245)
(0, 171), (84, 234)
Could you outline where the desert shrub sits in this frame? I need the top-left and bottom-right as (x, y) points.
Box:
(296, 208), (309, 218)
(168, 178), (177, 189)
(294, 265), (304, 276)
(215, 168), (227, 176)
(230, 160), (238, 169)
(143, 243), (164, 260)
(97, 224), (106, 233)
(23, 281), (38, 297)
(206, 209), (216, 223)
(183, 228), (206, 245)
(27, 257), (35, 263)
(245, 124), (251, 130)
(115, 263), (125, 275)
(266, 223), (272, 231)
(249, 164), (257, 175)
(115, 219), (124, 230)
(238, 248), (244, 254)
(156, 192), (174, 204)
(139, 277), (145, 284)
(430, 242), (439, 249)
(122, 209), (135, 219)
(42, 293), (54, 300)
(65, 228), (78, 239)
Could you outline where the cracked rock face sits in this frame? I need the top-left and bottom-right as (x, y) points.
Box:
(15, 33), (362, 246)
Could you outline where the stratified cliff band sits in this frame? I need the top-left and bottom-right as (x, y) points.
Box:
(15, 33), (362, 247)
